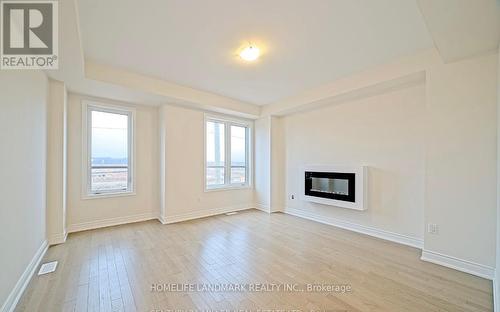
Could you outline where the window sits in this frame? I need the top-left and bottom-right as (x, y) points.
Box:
(205, 115), (251, 190)
(83, 102), (134, 197)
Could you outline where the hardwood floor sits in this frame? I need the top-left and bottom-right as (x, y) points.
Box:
(15, 210), (492, 311)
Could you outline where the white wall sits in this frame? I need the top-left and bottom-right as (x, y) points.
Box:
(160, 104), (254, 221)
(270, 116), (285, 212)
(273, 51), (498, 273)
(46, 79), (67, 244)
(424, 52), (498, 268)
(496, 45), (500, 310)
(0, 71), (48, 309)
(159, 105), (167, 222)
(254, 116), (286, 213)
(283, 84), (426, 242)
(254, 116), (271, 211)
(66, 94), (159, 229)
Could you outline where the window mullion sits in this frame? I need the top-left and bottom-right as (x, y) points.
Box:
(127, 111), (132, 190)
(87, 106), (92, 194)
(225, 121), (231, 185)
(245, 126), (249, 186)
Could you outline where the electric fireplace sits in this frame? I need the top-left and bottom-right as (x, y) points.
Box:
(301, 165), (367, 210)
(305, 171), (355, 202)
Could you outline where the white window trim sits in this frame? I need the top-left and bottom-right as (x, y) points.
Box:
(81, 100), (136, 199)
(204, 113), (253, 192)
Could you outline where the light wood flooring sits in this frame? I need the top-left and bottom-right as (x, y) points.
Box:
(15, 209), (493, 311)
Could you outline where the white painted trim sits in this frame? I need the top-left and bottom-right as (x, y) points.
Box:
(270, 205), (285, 213)
(81, 100), (136, 199)
(205, 185), (253, 192)
(67, 212), (157, 233)
(158, 215), (167, 225)
(82, 191), (136, 200)
(0, 240), (48, 312)
(204, 113), (254, 191)
(163, 204), (255, 224)
(256, 203), (283, 213)
(204, 112), (254, 126)
(421, 250), (495, 280)
(493, 276), (498, 312)
(255, 203), (270, 213)
(261, 49), (439, 116)
(48, 231), (68, 246)
(84, 61), (260, 119)
(284, 207), (423, 248)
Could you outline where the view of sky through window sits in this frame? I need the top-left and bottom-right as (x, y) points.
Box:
(90, 110), (129, 192)
(91, 110), (128, 165)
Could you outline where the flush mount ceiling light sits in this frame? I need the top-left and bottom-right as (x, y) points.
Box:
(239, 44), (260, 61)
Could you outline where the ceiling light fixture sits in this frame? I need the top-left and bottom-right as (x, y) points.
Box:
(239, 44), (260, 61)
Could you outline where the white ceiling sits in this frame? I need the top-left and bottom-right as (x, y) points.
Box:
(77, 0), (434, 105)
(417, 0), (500, 63)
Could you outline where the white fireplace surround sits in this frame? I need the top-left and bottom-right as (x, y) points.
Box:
(301, 165), (368, 211)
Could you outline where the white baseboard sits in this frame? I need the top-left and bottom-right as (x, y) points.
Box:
(270, 204), (284, 213)
(67, 212), (157, 233)
(255, 203), (284, 213)
(158, 215), (167, 225)
(284, 207), (424, 249)
(161, 204), (254, 224)
(493, 276), (498, 312)
(421, 250), (495, 280)
(48, 231), (67, 245)
(255, 203), (270, 213)
(0, 240), (48, 312)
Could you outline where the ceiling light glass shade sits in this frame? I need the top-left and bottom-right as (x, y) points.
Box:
(239, 45), (260, 61)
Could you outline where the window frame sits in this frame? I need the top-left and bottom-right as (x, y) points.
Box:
(82, 100), (136, 199)
(204, 114), (253, 191)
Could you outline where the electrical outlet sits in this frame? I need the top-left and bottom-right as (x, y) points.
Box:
(427, 223), (439, 234)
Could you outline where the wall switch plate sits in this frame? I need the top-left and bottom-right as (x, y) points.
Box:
(427, 223), (439, 234)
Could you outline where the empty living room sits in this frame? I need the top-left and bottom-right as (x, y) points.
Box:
(1, 0), (500, 311)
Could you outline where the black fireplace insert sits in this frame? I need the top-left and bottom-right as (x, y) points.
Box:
(305, 171), (355, 202)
